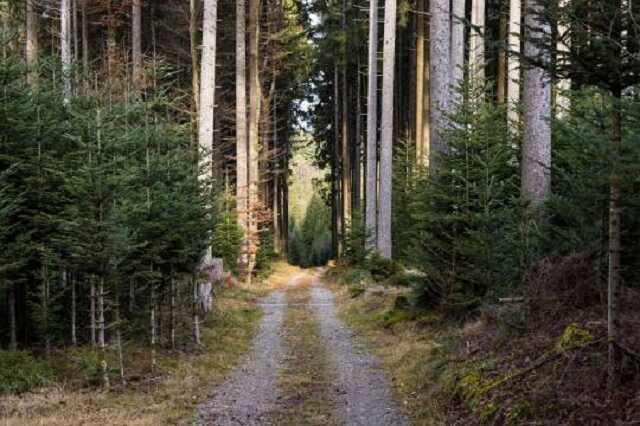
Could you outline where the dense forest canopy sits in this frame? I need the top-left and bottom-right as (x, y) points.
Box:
(1, 0), (640, 422)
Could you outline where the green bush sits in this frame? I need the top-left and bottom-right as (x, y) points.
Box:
(0, 351), (53, 394)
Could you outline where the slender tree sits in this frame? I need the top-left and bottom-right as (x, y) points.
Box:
(521, 0), (551, 205)
(429, 0), (452, 168)
(415, 0), (426, 165)
(365, 0), (378, 251)
(451, 0), (465, 86)
(26, 0), (39, 86)
(508, 0), (521, 127)
(470, 0), (486, 81)
(377, 0), (396, 258)
(61, 0), (72, 104)
(132, 0), (143, 88)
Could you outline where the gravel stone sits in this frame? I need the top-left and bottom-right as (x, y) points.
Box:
(310, 283), (411, 426)
(195, 291), (286, 426)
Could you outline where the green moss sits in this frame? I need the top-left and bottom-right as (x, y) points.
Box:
(349, 286), (366, 298)
(376, 309), (412, 328)
(556, 323), (593, 351)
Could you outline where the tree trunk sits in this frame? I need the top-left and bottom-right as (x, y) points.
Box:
(429, 0), (452, 170)
(170, 272), (176, 350)
(353, 58), (362, 213)
(26, 0), (39, 86)
(8, 283), (17, 351)
(334, 64), (342, 256)
(190, 0), (201, 147)
(470, 0), (485, 81)
(115, 295), (125, 385)
(507, 0), (521, 128)
(98, 276), (109, 390)
(61, 0), (72, 104)
(555, 0), (571, 116)
(607, 92), (622, 389)
(416, 0), (426, 166)
(150, 265), (157, 371)
(90, 277), (96, 347)
(497, 3), (508, 104)
(341, 0), (351, 239)
(132, 0), (143, 88)
(81, 0), (89, 82)
(377, 0), (396, 259)
(192, 276), (201, 345)
(247, 0), (261, 282)
(450, 0), (465, 87)
(365, 0), (379, 251)
(71, 273), (77, 345)
(521, 0), (551, 205)
(236, 0), (249, 276)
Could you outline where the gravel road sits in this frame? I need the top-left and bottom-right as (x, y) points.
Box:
(195, 290), (286, 426)
(310, 282), (411, 426)
(195, 272), (411, 426)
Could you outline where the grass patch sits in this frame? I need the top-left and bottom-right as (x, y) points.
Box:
(269, 278), (339, 426)
(0, 280), (266, 426)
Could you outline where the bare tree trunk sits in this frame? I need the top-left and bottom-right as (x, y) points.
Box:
(521, 0), (551, 205)
(132, 0), (143, 88)
(341, 0), (351, 238)
(365, 0), (379, 251)
(353, 58), (362, 213)
(71, 273), (77, 345)
(90, 277), (96, 347)
(555, 0), (571, 116)
(26, 0), (39, 86)
(115, 295), (125, 385)
(470, 0), (485, 81)
(190, 0), (201, 147)
(416, 0), (426, 166)
(8, 283), (17, 351)
(192, 276), (201, 345)
(450, 0), (465, 87)
(81, 0), (88, 79)
(334, 64), (342, 256)
(150, 266), (157, 371)
(170, 273), (176, 350)
(608, 92), (622, 389)
(236, 0), (249, 276)
(497, 3), (508, 104)
(247, 0), (261, 281)
(508, 0), (521, 128)
(429, 0), (452, 170)
(377, 0), (396, 259)
(98, 276), (109, 390)
(61, 0), (72, 104)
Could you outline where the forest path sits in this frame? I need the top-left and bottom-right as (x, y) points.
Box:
(195, 267), (410, 426)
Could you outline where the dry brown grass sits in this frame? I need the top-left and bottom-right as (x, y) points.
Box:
(325, 274), (446, 426)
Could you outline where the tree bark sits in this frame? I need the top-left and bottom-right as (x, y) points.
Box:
(508, 0), (521, 128)
(497, 3), (508, 104)
(608, 92), (622, 389)
(377, 0), (396, 259)
(61, 0), (72, 104)
(90, 277), (96, 347)
(521, 0), (551, 205)
(132, 0), (143, 88)
(365, 0), (379, 251)
(416, 0), (426, 166)
(555, 0), (571, 116)
(247, 0), (261, 282)
(429, 0), (452, 170)
(450, 0), (465, 87)
(8, 283), (17, 351)
(71, 273), (77, 345)
(470, 0), (485, 81)
(341, 0), (351, 238)
(334, 64), (342, 256)
(26, 0), (39, 86)
(236, 0), (249, 276)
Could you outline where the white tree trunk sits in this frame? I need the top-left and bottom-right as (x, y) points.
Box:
(415, 0), (426, 166)
(132, 0), (143, 87)
(508, 0), (521, 128)
(26, 0), (39, 86)
(365, 0), (379, 251)
(521, 0), (551, 205)
(429, 0), (452, 169)
(247, 0), (261, 281)
(198, 0), (218, 184)
(450, 0), (465, 86)
(236, 0), (249, 275)
(377, 0), (396, 259)
(470, 0), (485, 81)
(61, 0), (72, 104)
(555, 0), (571, 116)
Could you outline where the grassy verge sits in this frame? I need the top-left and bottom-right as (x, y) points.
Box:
(269, 275), (339, 426)
(0, 284), (265, 426)
(325, 269), (450, 426)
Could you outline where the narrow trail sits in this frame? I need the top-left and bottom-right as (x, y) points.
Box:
(195, 269), (410, 426)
